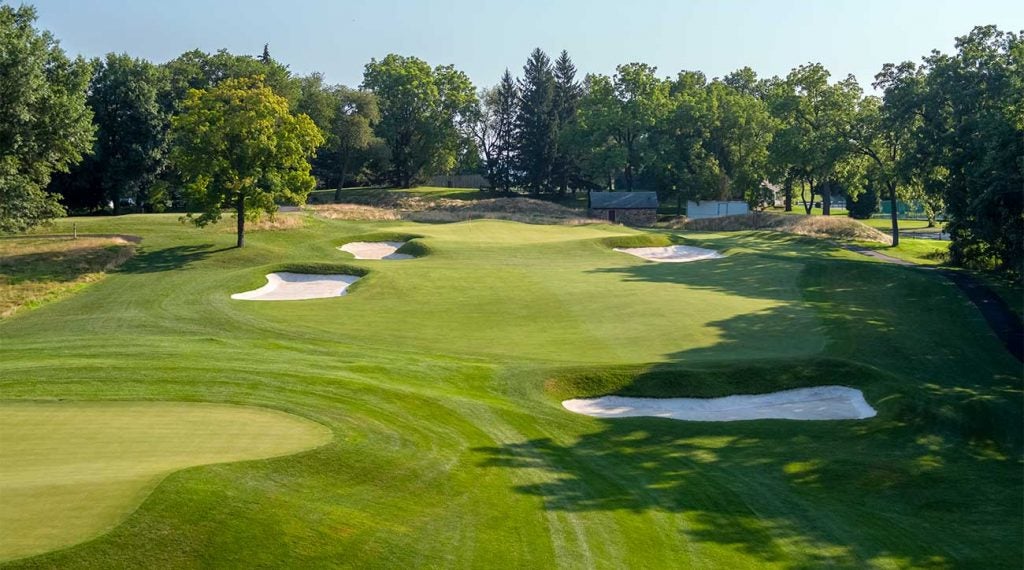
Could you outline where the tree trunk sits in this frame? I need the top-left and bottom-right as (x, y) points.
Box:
(676, 192), (683, 216)
(801, 180), (813, 215)
(236, 196), (245, 248)
(334, 155), (351, 203)
(821, 180), (831, 216)
(784, 180), (793, 212)
(889, 183), (900, 247)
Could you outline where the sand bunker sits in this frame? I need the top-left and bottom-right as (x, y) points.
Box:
(614, 245), (724, 263)
(339, 241), (413, 260)
(563, 386), (876, 422)
(231, 272), (360, 301)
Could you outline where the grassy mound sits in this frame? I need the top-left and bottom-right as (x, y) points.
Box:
(545, 358), (887, 400)
(335, 232), (430, 258)
(0, 401), (331, 562)
(599, 233), (674, 249)
(273, 262), (370, 277)
(312, 196), (597, 225)
(683, 213), (893, 244)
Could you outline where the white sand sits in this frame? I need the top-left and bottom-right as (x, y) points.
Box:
(562, 386), (876, 422)
(614, 245), (724, 263)
(339, 241), (413, 260)
(231, 272), (360, 301)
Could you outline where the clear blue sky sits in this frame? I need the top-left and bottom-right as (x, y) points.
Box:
(23, 0), (1024, 90)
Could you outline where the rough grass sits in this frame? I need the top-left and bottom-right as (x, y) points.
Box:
(309, 203), (402, 221)
(236, 213), (306, 232)
(0, 401), (331, 562)
(311, 196), (599, 226)
(679, 213), (893, 244)
(0, 236), (136, 318)
(0, 214), (1019, 568)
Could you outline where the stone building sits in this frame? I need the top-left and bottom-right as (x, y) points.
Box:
(588, 191), (659, 225)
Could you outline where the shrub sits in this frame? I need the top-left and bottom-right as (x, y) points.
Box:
(847, 184), (879, 219)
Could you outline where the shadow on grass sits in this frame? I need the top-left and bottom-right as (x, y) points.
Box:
(117, 244), (232, 274)
(477, 248), (1022, 567)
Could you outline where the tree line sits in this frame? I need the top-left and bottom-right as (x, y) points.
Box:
(1, 5), (1020, 275)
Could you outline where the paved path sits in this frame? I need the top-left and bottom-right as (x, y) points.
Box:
(842, 243), (1023, 362)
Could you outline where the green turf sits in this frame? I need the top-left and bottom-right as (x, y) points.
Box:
(1, 213), (1020, 568)
(853, 238), (951, 266)
(859, 217), (947, 233)
(0, 402), (331, 562)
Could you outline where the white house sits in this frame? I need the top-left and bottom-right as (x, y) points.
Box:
(686, 200), (749, 219)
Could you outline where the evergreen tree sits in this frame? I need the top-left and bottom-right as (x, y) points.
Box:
(516, 48), (557, 194)
(260, 44), (271, 65)
(552, 50), (582, 194)
(493, 69), (519, 193)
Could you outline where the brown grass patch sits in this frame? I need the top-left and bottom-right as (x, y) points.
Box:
(311, 204), (402, 221)
(676, 213), (893, 245)
(235, 213), (307, 232)
(311, 197), (599, 225)
(0, 236), (137, 318)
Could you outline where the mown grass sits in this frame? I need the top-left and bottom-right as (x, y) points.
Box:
(0, 212), (1020, 568)
(0, 401), (330, 561)
(854, 238), (951, 266)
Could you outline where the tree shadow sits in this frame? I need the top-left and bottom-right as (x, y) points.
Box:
(117, 244), (231, 274)
(478, 244), (1022, 566)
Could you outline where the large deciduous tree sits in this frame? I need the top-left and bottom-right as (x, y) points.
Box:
(169, 77), (323, 247)
(86, 53), (169, 213)
(0, 5), (94, 232)
(769, 64), (862, 215)
(325, 87), (381, 198)
(577, 63), (670, 192)
(362, 54), (476, 188)
(912, 27), (1022, 275)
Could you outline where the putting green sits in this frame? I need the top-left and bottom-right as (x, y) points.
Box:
(0, 401), (332, 562)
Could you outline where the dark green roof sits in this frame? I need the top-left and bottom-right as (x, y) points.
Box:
(589, 191), (659, 209)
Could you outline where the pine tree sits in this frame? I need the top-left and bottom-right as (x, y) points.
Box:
(259, 44), (271, 65)
(493, 69), (518, 193)
(515, 48), (557, 194)
(552, 50), (582, 194)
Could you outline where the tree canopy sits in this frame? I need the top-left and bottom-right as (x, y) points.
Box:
(0, 5), (94, 233)
(362, 54), (476, 188)
(169, 76), (323, 247)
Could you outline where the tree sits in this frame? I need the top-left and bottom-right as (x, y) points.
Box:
(0, 5), (94, 233)
(910, 27), (1022, 275)
(648, 71), (713, 212)
(576, 74), (627, 191)
(847, 68), (924, 245)
(473, 70), (518, 193)
(362, 54), (476, 188)
(516, 48), (558, 194)
(769, 64), (862, 215)
(169, 76), (323, 247)
(577, 63), (670, 192)
(161, 48), (300, 113)
(87, 53), (169, 213)
(552, 50), (583, 194)
(324, 87), (380, 199)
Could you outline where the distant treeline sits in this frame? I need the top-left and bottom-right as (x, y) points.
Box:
(1, 4), (1020, 275)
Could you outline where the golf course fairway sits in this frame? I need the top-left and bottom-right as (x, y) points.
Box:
(1, 213), (1020, 568)
(0, 402), (331, 562)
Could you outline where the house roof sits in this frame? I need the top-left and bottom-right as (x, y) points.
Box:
(589, 191), (659, 209)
